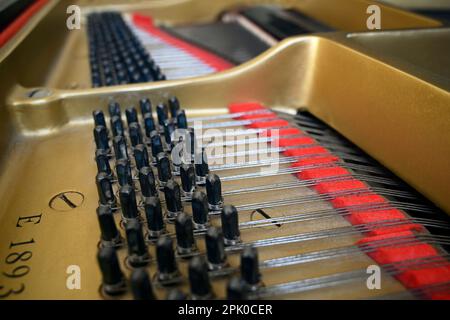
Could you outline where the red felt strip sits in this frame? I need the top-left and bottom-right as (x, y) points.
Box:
(397, 265), (450, 290)
(366, 243), (439, 264)
(132, 14), (233, 71)
(292, 156), (339, 167)
(272, 137), (316, 147)
(228, 102), (266, 114)
(331, 193), (387, 208)
(313, 179), (368, 194)
(357, 230), (415, 245)
(0, 0), (49, 47)
(247, 119), (289, 129)
(283, 146), (330, 157)
(260, 127), (303, 137)
(366, 224), (425, 236)
(238, 112), (277, 120)
(348, 209), (406, 225)
(298, 166), (350, 180)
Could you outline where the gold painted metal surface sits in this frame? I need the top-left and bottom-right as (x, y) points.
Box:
(0, 0), (448, 300)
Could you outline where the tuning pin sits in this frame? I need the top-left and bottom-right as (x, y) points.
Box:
(156, 152), (172, 187)
(188, 256), (213, 299)
(139, 98), (152, 116)
(168, 96), (180, 117)
(156, 235), (180, 282)
(108, 102), (121, 117)
(96, 172), (116, 207)
(93, 110), (107, 127)
(163, 120), (176, 146)
(125, 219), (150, 267)
(95, 149), (112, 176)
(97, 246), (126, 296)
(206, 174), (223, 211)
(227, 276), (248, 300)
(138, 167), (157, 198)
(166, 289), (187, 300)
(113, 135), (128, 160)
(94, 125), (109, 151)
(119, 185), (138, 219)
(195, 148), (209, 185)
(144, 196), (165, 238)
(134, 144), (150, 170)
(126, 107), (138, 125)
(191, 191), (209, 229)
(205, 227), (227, 270)
(180, 164), (196, 197)
(150, 131), (164, 158)
(129, 122), (142, 147)
(115, 159), (133, 187)
(164, 179), (183, 219)
(175, 212), (196, 255)
(188, 128), (196, 157)
(176, 110), (188, 129)
(240, 246), (261, 290)
(143, 113), (156, 137)
(110, 115), (125, 137)
(130, 268), (156, 300)
(157, 103), (168, 126)
(221, 205), (241, 246)
(97, 205), (121, 246)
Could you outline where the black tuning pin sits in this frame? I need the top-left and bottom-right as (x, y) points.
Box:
(176, 110), (188, 129)
(93, 110), (107, 127)
(108, 102), (121, 117)
(205, 227), (227, 270)
(227, 276), (248, 300)
(119, 185), (138, 219)
(125, 219), (150, 267)
(143, 113), (156, 137)
(110, 115), (125, 137)
(163, 120), (176, 146)
(94, 125), (109, 151)
(192, 191), (209, 229)
(156, 152), (172, 187)
(129, 122), (142, 147)
(195, 148), (209, 185)
(97, 205), (121, 246)
(139, 167), (157, 198)
(113, 135), (128, 160)
(139, 98), (152, 116)
(188, 256), (213, 299)
(97, 246), (126, 296)
(164, 179), (183, 219)
(156, 235), (180, 282)
(221, 205), (241, 246)
(95, 149), (112, 176)
(115, 159), (133, 187)
(188, 128), (196, 157)
(168, 96), (180, 118)
(134, 144), (150, 170)
(166, 289), (187, 300)
(150, 131), (164, 158)
(96, 172), (116, 207)
(130, 268), (156, 300)
(206, 173), (223, 211)
(180, 164), (196, 197)
(240, 246), (261, 290)
(125, 107), (138, 125)
(144, 196), (165, 238)
(157, 103), (168, 126)
(175, 212), (196, 255)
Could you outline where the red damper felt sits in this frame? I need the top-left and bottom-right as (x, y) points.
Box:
(298, 166), (350, 180)
(272, 137), (316, 147)
(238, 112), (277, 120)
(248, 119), (289, 129)
(292, 156), (339, 167)
(260, 128), (303, 137)
(283, 146), (330, 157)
(367, 243), (439, 264)
(331, 193), (387, 208)
(314, 179), (368, 194)
(228, 102), (266, 114)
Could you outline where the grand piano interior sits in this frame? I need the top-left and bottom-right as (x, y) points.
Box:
(0, 0), (449, 300)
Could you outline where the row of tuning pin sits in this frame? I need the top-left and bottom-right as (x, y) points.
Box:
(93, 96), (261, 299)
(88, 12), (166, 87)
(98, 229), (262, 299)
